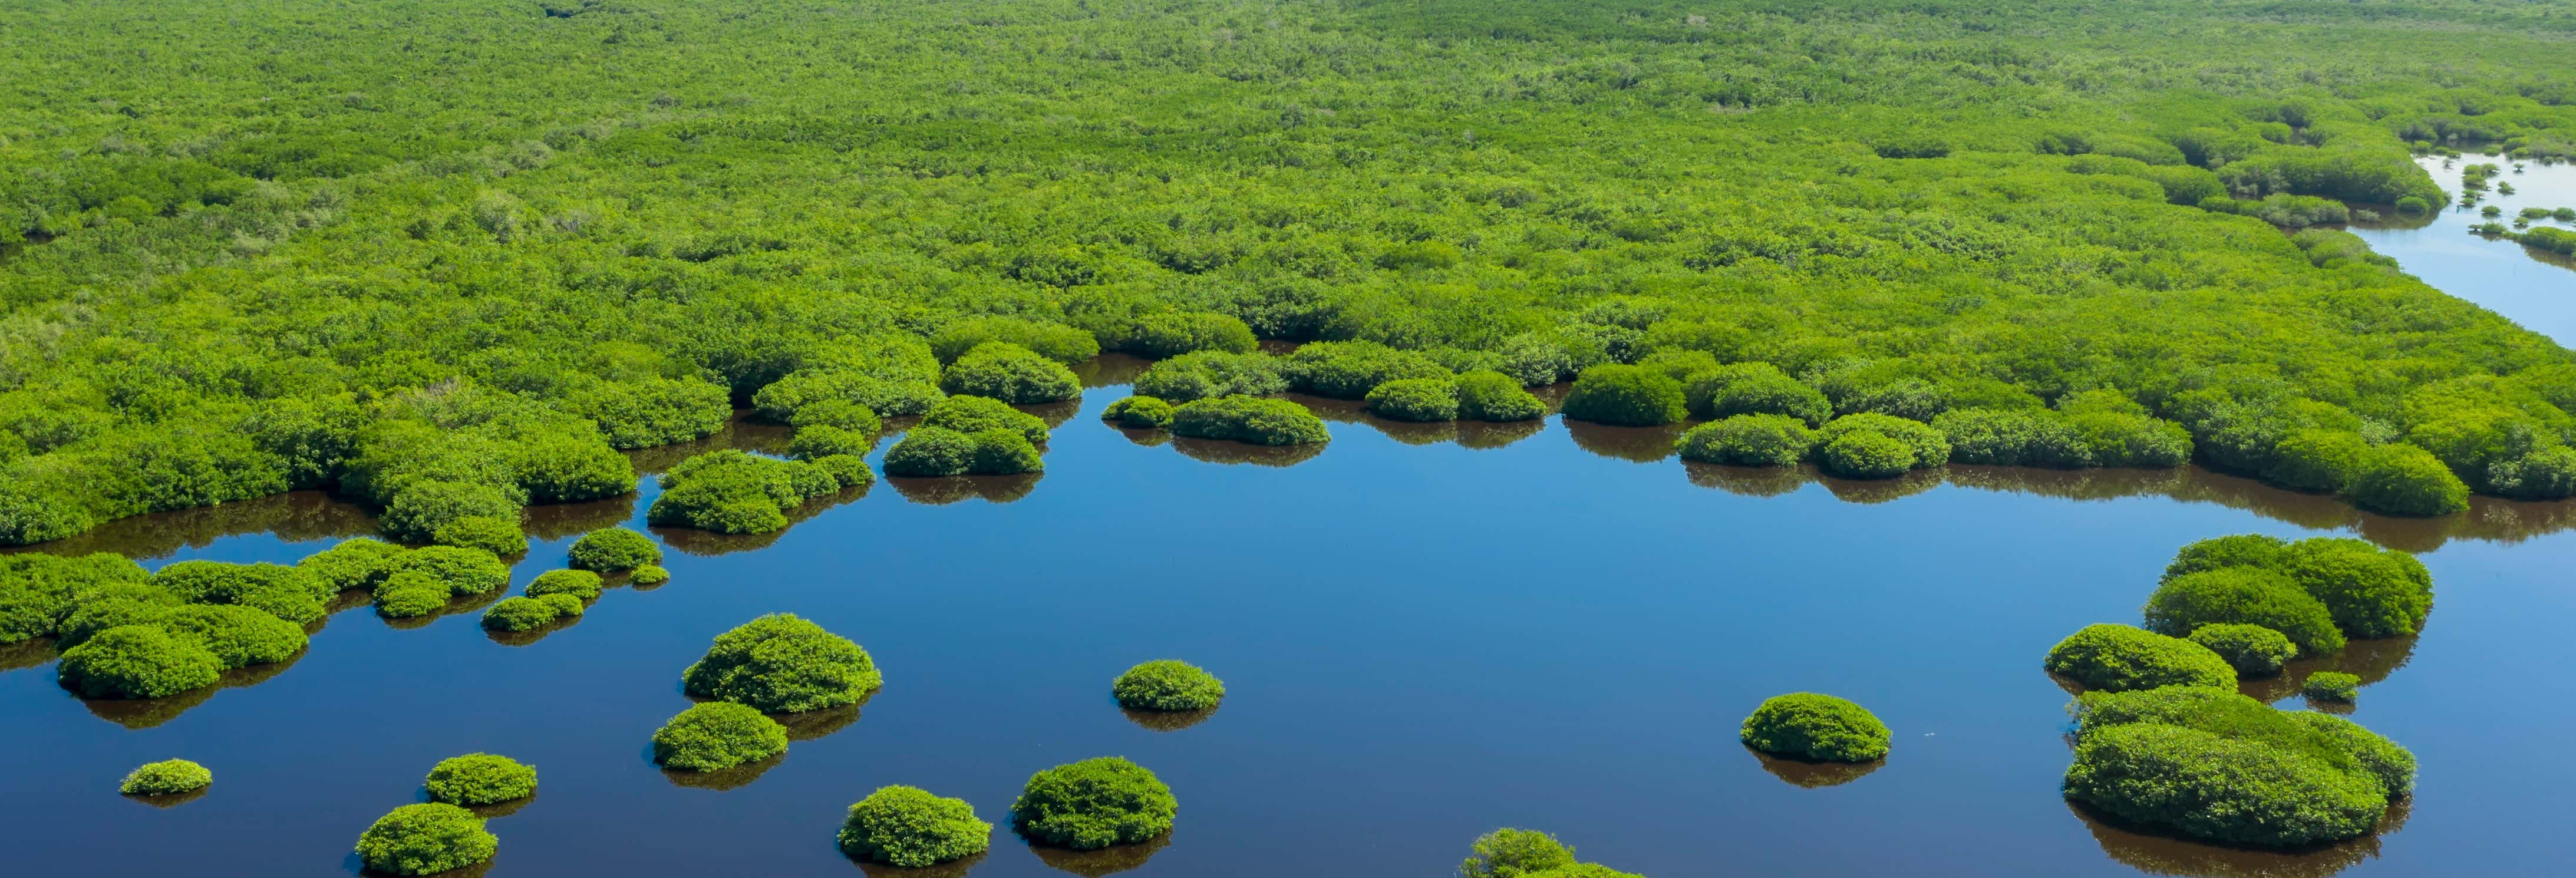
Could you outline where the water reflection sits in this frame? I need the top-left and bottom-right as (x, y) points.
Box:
(484, 614), (585, 648)
(464, 791), (536, 820)
(2239, 635), (2420, 705)
(83, 648), (309, 730)
(661, 752), (784, 791)
(854, 849), (988, 878)
(655, 485), (871, 555)
(1818, 471), (1942, 506)
(1027, 831), (1172, 877)
(1561, 420), (1683, 464)
(777, 701), (865, 741)
(1454, 418), (1545, 450)
(1683, 462), (1805, 498)
(1074, 354), (1153, 390)
(0, 638), (57, 672)
(124, 787), (209, 809)
(1169, 438), (1324, 468)
(1121, 707), (1217, 733)
(2070, 797), (2410, 878)
(886, 474), (1044, 506)
(1746, 746), (1884, 788)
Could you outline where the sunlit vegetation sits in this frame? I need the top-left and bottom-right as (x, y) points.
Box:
(1102, 395), (1176, 428)
(652, 701), (790, 772)
(2043, 623), (2237, 693)
(2186, 623), (2298, 677)
(647, 449), (857, 533)
(681, 613), (882, 713)
(2303, 671), (2362, 703)
(2064, 687), (2410, 846)
(119, 758), (212, 797)
(1459, 829), (1647, 878)
(424, 753), (538, 807)
(566, 527), (658, 572)
(1111, 660), (1226, 712)
(1739, 693), (1891, 763)
(1169, 395), (1332, 445)
(1010, 757), (1177, 850)
(2158, 534), (2435, 645)
(352, 803), (497, 876)
(837, 785), (993, 868)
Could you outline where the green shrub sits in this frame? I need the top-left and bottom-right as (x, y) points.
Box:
(1710, 372), (1833, 427)
(682, 613), (883, 712)
(2264, 429), (2372, 491)
(120, 759), (212, 796)
(431, 515), (527, 556)
(378, 479), (521, 544)
(2064, 722), (2386, 847)
(809, 454), (874, 490)
(1454, 371), (1546, 421)
(1113, 660), (1226, 712)
(1170, 395), (1332, 445)
(921, 395), (1050, 445)
(1460, 829), (1577, 878)
(2303, 671), (2361, 702)
(786, 398), (885, 437)
(527, 569), (603, 601)
(2281, 538), (2434, 639)
(1010, 757), (1178, 850)
(567, 527), (659, 571)
(535, 593), (585, 619)
(2186, 623), (2298, 676)
(1561, 364), (1687, 426)
(1817, 431), (1913, 478)
(967, 428), (1045, 475)
(631, 565), (671, 586)
(2068, 411), (2193, 467)
(1739, 693), (1891, 762)
(58, 624), (222, 699)
(384, 546), (511, 596)
(568, 376), (733, 449)
(1103, 396), (1176, 428)
(751, 369), (943, 422)
(0, 552), (152, 642)
(652, 701), (790, 771)
(2043, 623), (2236, 692)
(1816, 414), (1950, 474)
(1677, 414), (1814, 466)
(154, 604), (305, 669)
(1131, 351), (1287, 402)
(372, 572), (451, 619)
(425, 754), (539, 806)
(2285, 712), (2416, 796)
(1935, 408), (2092, 467)
(647, 450), (841, 534)
(1365, 378), (1460, 421)
(1123, 311), (1258, 358)
(2163, 534), (2291, 580)
(296, 539), (405, 592)
(2143, 568), (2346, 655)
(2345, 444), (2469, 516)
(788, 425), (876, 461)
(837, 785), (995, 867)
(941, 342), (1081, 404)
(352, 803), (497, 876)
(480, 596), (560, 632)
(883, 426), (978, 477)
(931, 316), (1101, 364)
(149, 560), (329, 623)
(1283, 341), (1451, 398)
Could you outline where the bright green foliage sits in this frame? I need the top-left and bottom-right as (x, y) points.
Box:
(372, 572), (451, 619)
(1132, 351), (1288, 403)
(2066, 686), (2410, 846)
(424, 754), (538, 806)
(1677, 415), (1814, 467)
(837, 785), (994, 867)
(2303, 671), (2361, 702)
(1116, 312), (1259, 359)
(52, 587), (182, 649)
(352, 803), (496, 876)
(921, 395), (1050, 445)
(1460, 829), (1578, 878)
(0, 552), (150, 642)
(154, 604), (305, 669)
(1454, 371), (1547, 422)
(1934, 408), (2091, 468)
(2186, 623), (2298, 676)
(149, 560), (329, 623)
(1284, 342), (1452, 399)
(1170, 395), (1332, 445)
(527, 569), (604, 601)
(652, 701), (789, 771)
(480, 596), (560, 632)
(58, 624), (223, 699)
(120, 759), (212, 796)
(1112, 660), (1226, 712)
(940, 342), (1081, 404)
(681, 613), (882, 712)
(431, 515), (527, 556)
(968, 429), (1046, 475)
(1103, 396), (1176, 428)
(534, 593), (585, 618)
(2143, 568), (2346, 655)
(786, 399), (885, 437)
(1365, 378), (1460, 422)
(647, 450), (843, 534)
(1561, 364), (1687, 427)
(384, 546), (511, 596)
(296, 538), (405, 593)
(631, 565), (671, 586)
(787, 424), (876, 461)
(567, 527), (659, 572)
(566, 377), (733, 450)
(2043, 623), (2237, 692)
(2345, 444), (2471, 516)
(1010, 757), (1178, 850)
(1706, 370), (1833, 427)
(1816, 414), (1950, 477)
(2280, 538), (2435, 639)
(931, 316), (1101, 364)
(1739, 693), (1891, 763)
(884, 425), (1044, 477)
(2164, 534), (2293, 580)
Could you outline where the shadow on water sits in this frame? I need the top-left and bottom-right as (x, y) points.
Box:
(854, 850), (989, 878)
(82, 648), (310, 730)
(462, 791), (536, 819)
(2069, 797), (2411, 878)
(123, 787), (210, 809)
(1074, 354), (1153, 390)
(1560, 419), (1685, 463)
(1745, 745), (1885, 789)
(886, 474), (1044, 506)
(661, 752), (784, 791)
(1121, 706), (1218, 733)
(484, 613), (586, 649)
(1169, 437), (1325, 468)
(1027, 831), (1173, 877)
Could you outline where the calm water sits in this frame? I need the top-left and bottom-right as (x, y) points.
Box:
(2351, 154), (2576, 345)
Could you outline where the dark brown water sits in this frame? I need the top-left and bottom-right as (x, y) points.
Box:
(5, 360), (2574, 877)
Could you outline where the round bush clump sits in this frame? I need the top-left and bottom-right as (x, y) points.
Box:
(2065, 722), (2386, 847)
(2043, 623), (2237, 692)
(1103, 395), (1176, 428)
(941, 341), (1081, 404)
(1739, 693), (1891, 762)
(297, 537), (407, 592)
(1559, 364), (1686, 427)
(2163, 534), (2291, 580)
(1168, 395), (1332, 445)
(2280, 538), (2435, 639)
(1454, 371), (1546, 421)
(58, 625), (223, 699)
(652, 701), (790, 771)
(352, 803), (497, 876)
(1365, 378), (1461, 422)
(921, 394), (1050, 445)
(931, 316), (1101, 364)
(2286, 711), (2416, 796)
(1010, 757), (1178, 850)
(1460, 828), (1576, 878)
(148, 560), (329, 622)
(154, 604), (306, 669)
(631, 565), (671, 586)
(682, 613), (883, 712)
(967, 428), (1046, 475)
(2143, 567), (2346, 655)
(787, 398), (886, 435)
(1817, 430), (1914, 478)
(788, 424), (876, 463)
(883, 425), (978, 477)
(567, 527), (660, 571)
(837, 785), (995, 867)
(2344, 444), (2469, 517)
(1124, 311), (1258, 359)
(2186, 623), (2298, 676)
(384, 546), (511, 596)
(120, 759), (212, 796)
(1677, 414), (1815, 467)
(373, 572), (451, 619)
(1816, 413), (1950, 474)
(526, 569), (603, 601)
(480, 597), (560, 632)
(425, 753), (538, 806)
(533, 592), (585, 619)
(2303, 671), (2361, 702)
(431, 515), (528, 556)
(1710, 372), (1833, 427)
(1112, 660), (1226, 712)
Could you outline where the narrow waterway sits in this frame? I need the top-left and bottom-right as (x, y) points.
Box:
(2350, 154), (2576, 345)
